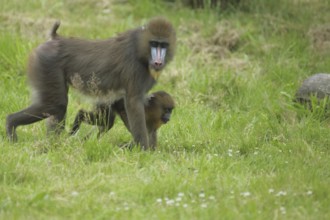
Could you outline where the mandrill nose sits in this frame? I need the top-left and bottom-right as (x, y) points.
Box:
(161, 116), (170, 123)
(154, 60), (163, 67)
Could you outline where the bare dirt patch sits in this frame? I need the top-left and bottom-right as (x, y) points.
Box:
(308, 25), (330, 54)
(183, 21), (242, 61)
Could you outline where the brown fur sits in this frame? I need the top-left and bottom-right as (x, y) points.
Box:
(70, 91), (175, 149)
(6, 17), (176, 149)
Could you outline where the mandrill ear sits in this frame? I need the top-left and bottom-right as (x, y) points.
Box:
(145, 94), (157, 107)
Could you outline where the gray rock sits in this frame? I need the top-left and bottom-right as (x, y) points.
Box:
(295, 73), (330, 103)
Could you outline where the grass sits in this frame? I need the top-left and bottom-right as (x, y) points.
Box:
(1, 0), (330, 219)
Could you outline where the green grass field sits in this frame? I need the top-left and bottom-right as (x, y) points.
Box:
(1, 0), (329, 219)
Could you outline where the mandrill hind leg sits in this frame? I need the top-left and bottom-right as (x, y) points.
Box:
(6, 103), (66, 142)
(70, 104), (116, 137)
(45, 105), (67, 135)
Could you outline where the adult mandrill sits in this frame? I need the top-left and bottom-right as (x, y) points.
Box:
(6, 17), (176, 149)
(70, 91), (175, 149)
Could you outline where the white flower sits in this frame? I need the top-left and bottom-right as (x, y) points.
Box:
(275, 191), (287, 197)
(268, 189), (275, 193)
(178, 192), (184, 197)
(156, 198), (162, 203)
(166, 199), (175, 206)
(71, 191), (79, 197)
(240, 192), (251, 197)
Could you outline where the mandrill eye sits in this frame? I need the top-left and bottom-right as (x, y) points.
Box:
(160, 42), (169, 48)
(149, 41), (159, 47)
(164, 108), (172, 113)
